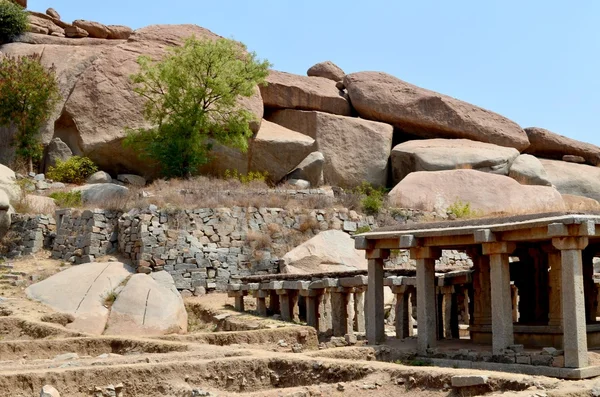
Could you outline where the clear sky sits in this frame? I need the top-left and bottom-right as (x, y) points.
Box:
(29, 0), (600, 145)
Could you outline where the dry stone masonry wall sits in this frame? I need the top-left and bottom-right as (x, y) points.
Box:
(4, 214), (55, 257)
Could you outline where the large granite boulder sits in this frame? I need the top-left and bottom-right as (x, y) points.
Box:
(285, 151), (325, 187)
(388, 169), (565, 216)
(106, 25), (133, 40)
(73, 184), (129, 205)
(260, 70), (352, 116)
(0, 190), (10, 238)
(508, 154), (552, 186)
(307, 61), (345, 82)
(268, 109), (393, 187)
(43, 137), (73, 171)
(524, 127), (600, 166)
(25, 262), (134, 334)
(390, 139), (520, 184)
(0, 164), (20, 202)
(72, 20), (109, 39)
(540, 159), (600, 202)
(248, 120), (315, 183)
(344, 72), (530, 151)
(281, 230), (367, 274)
(104, 272), (187, 336)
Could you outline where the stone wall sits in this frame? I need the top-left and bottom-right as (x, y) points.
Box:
(3, 214), (55, 257)
(51, 209), (120, 264)
(118, 207), (378, 293)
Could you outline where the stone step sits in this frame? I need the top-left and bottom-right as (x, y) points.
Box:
(0, 264), (14, 270)
(0, 274), (21, 280)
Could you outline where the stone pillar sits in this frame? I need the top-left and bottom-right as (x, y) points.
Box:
(354, 288), (366, 333)
(256, 291), (268, 317)
(392, 285), (409, 339)
(366, 249), (389, 345)
(331, 288), (350, 336)
(510, 284), (519, 323)
(483, 242), (515, 355)
(346, 289), (355, 334)
(470, 248), (492, 327)
(300, 290), (319, 329)
(234, 294), (245, 312)
(269, 290), (279, 314)
(548, 250), (562, 326)
(278, 290), (291, 322)
(318, 290), (333, 335)
(553, 237), (589, 368)
(289, 291), (300, 323)
(440, 286), (455, 339)
(412, 247), (440, 354)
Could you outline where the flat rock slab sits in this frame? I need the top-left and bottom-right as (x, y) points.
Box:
(104, 273), (187, 336)
(525, 127), (600, 166)
(73, 183), (129, 205)
(25, 262), (133, 335)
(451, 375), (489, 387)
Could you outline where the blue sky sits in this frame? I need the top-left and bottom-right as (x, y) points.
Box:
(30, 0), (600, 145)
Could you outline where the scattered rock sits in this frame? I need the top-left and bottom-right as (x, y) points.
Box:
(73, 184), (129, 205)
(87, 171), (112, 184)
(391, 138), (519, 184)
(117, 174), (146, 187)
(53, 352), (79, 361)
(508, 154), (552, 186)
(40, 385), (61, 397)
(344, 71), (530, 151)
(451, 375), (488, 387)
(41, 312), (75, 326)
(286, 179), (311, 189)
(107, 25), (133, 40)
(64, 25), (89, 38)
(73, 20), (109, 39)
(285, 151), (325, 187)
(563, 154), (586, 163)
(307, 61), (345, 82)
(46, 8), (60, 19)
(525, 127), (600, 165)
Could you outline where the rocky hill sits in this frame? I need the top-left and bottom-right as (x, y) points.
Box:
(1, 6), (600, 218)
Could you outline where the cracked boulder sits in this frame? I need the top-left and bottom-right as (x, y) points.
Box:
(104, 272), (187, 336)
(25, 262), (134, 335)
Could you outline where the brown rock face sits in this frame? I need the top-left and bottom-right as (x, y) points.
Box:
(106, 25), (133, 40)
(524, 127), (600, 166)
(73, 20), (109, 39)
(64, 25), (89, 38)
(344, 72), (530, 151)
(13, 0), (26, 7)
(307, 61), (345, 81)
(260, 70), (352, 116)
(540, 159), (600, 202)
(388, 169), (565, 215)
(46, 8), (60, 19)
(27, 15), (64, 36)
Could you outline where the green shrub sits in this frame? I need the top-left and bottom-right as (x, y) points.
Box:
(49, 191), (82, 208)
(447, 199), (476, 219)
(354, 225), (372, 235)
(224, 169), (268, 184)
(0, 1), (28, 44)
(355, 182), (386, 216)
(46, 156), (98, 184)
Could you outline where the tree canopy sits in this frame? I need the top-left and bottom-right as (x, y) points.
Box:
(0, 0), (28, 44)
(124, 36), (271, 178)
(0, 54), (60, 171)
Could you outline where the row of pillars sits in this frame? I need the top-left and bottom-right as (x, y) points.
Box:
(367, 236), (590, 368)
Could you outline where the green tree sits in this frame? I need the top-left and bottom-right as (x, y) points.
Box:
(124, 36), (271, 178)
(0, 0), (28, 44)
(0, 54), (60, 172)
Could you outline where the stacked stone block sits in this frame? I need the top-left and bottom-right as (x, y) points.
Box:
(5, 214), (55, 257)
(51, 209), (120, 264)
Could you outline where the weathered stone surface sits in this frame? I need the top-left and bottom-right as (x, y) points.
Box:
(525, 127), (600, 165)
(389, 169), (565, 215)
(541, 159), (600, 202)
(307, 61), (345, 82)
(64, 26), (89, 38)
(117, 174), (146, 187)
(451, 375), (488, 387)
(46, 8), (60, 19)
(344, 72), (529, 151)
(25, 262), (133, 334)
(248, 120), (315, 183)
(391, 138), (520, 184)
(73, 184), (129, 205)
(0, 164), (19, 202)
(25, 195), (56, 214)
(260, 70), (352, 116)
(43, 137), (73, 171)
(562, 194), (600, 211)
(72, 20), (109, 39)
(40, 385), (61, 397)
(268, 109), (393, 187)
(86, 171), (112, 184)
(106, 25), (133, 40)
(237, 86), (263, 133)
(286, 151), (324, 187)
(27, 15), (63, 36)
(0, 190), (10, 238)
(282, 230), (367, 274)
(508, 154), (552, 186)
(563, 154), (585, 164)
(105, 273), (187, 336)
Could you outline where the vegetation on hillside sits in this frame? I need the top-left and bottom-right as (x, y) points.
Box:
(0, 54), (60, 172)
(0, 0), (28, 44)
(47, 156), (98, 184)
(124, 36), (271, 179)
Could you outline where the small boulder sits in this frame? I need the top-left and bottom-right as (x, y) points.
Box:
(563, 154), (586, 164)
(86, 171), (112, 184)
(307, 61), (345, 82)
(286, 179), (311, 189)
(105, 273), (187, 336)
(40, 385), (61, 397)
(73, 184), (129, 205)
(285, 151), (325, 187)
(72, 20), (109, 39)
(525, 127), (600, 165)
(64, 25), (89, 38)
(106, 25), (133, 40)
(508, 154), (552, 186)
(117, 174), (145, 187)
(44, 137), (73, 171)
(24, 195), (56, 214)
(451, 375), (488, 388)
(45, 8), (60, 19)
(0, 164), (20, 202)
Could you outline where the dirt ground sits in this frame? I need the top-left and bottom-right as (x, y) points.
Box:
(1, 255), (600, 396)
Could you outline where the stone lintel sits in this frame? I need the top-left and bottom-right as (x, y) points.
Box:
(354, 235), (370, 250)
(253, 290), (269, 298)
(267, 281), (284, 290)
(552, 237), (589, 251)
(227, 290), (245, 298)
(410, 247), (441, 260)
(384, 276), (404, 287)
(260, 282), (271, 290)
(548, 221), (595, 238)
(474, 229), (497, 243)
(399, 234), (417, 248)
(228, 283), (242, 292)
(391, 285), (407, 294)
(366, 249), (390, 259)
(282, 280), (309, 290)
(275, 289), (289, 295)
(339, 275), (368, 287)
(309, 278), (338, 289)
(241, 283), (260, 291)
(482, 242), (516, 256)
